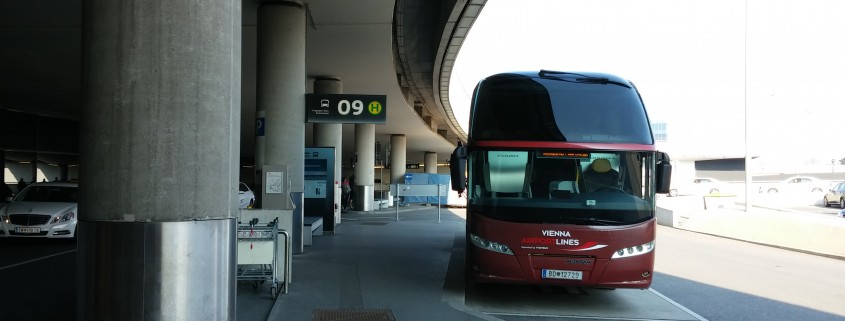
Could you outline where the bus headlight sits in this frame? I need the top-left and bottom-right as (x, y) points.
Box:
(470, 233), (514, 255)
(611, 241), (654, 259)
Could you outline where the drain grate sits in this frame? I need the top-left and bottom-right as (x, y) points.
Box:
(313, 309), (396, 321)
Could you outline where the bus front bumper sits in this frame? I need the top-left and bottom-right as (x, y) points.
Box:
(467, 248), (654, 289)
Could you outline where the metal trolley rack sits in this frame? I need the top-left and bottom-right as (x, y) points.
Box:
(237, 217), (290, 299)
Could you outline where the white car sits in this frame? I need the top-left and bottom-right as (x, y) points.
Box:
(0, 182), (78, 238)
(668, 177), (722, 197)
(759, 176), (828, 194)
(239, 182), (256, 209)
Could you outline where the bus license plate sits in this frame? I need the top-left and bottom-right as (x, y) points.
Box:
(16, 227), (41, 234)
(542, 269), (583, 280)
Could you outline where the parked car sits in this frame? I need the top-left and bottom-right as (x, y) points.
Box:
(0, 182), (78, 238)
(822, 181), (845, 208)
(759, 176), (828, 194)
(668, 177), (722, 197)
(239, 182), (255, 209)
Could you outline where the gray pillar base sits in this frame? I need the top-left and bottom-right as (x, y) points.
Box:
(353, 185), (374, 211)
(78, 219), (236, 320)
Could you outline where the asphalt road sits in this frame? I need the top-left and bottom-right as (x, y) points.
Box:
(653, 225), (845, 321)
(2, 201), (844, 321)
(0, 238), (77, 321)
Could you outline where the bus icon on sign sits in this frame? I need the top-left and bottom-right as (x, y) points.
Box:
(320, 99), (329, 108)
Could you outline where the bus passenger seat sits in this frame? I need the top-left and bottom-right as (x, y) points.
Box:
(549, 181), (577, 199)
(583, 158), (619, 192)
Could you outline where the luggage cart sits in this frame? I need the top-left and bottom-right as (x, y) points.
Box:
(237, 217), (287, 299)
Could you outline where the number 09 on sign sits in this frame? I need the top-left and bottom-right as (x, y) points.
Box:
(337, 100), (384, 116)
(337, 100), (363, 115)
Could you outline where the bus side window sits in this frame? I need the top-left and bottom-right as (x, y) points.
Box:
(485, 151), (530, 198)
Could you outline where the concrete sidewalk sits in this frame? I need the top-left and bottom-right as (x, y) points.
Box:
(237, 205), (490, 321)
(656, 198), (845, 259)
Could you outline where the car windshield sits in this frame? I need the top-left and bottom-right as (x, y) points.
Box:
(466, 149), (657, 225)
(15, 186), (77, 203)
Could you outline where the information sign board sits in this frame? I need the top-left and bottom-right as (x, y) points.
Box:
(306, 94), (387, 124)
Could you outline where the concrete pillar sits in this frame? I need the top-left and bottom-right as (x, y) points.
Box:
(0, 150), (6, 198)
(79, 0), (241, 319)
(257, 1), (305, 210)
(353, 124), (375, 211)
(59, 164), (69, 182)
(29, 154), (37, 184)
(254, 109), (265, 204)
(390, 135), (407, 183)
(312, 77), (342, 226)
(425, 152), (438, 174)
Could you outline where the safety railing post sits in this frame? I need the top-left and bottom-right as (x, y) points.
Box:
(395, 183), (400, 221)
(437, 184), (442, 223)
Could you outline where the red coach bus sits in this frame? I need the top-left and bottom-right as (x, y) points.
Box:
(450, 70), (672, 289)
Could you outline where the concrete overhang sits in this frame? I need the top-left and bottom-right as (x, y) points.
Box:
(0, 0), (487, 168)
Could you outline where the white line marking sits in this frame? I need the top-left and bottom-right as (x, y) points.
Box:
(0, 249), (77, 270)
(486, 312), (676, 320)
(649, 288), (709, 321)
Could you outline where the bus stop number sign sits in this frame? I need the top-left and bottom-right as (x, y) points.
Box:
(306, 94), (386, 124)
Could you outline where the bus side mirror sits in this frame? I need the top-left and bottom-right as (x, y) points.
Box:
(450, 143), (467, 194)
(655, 152), (672, 194)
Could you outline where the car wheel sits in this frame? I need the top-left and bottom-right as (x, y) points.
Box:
(767, 188), (778, 193)
(840, 198), (845, 209)
(823, 196), (831, 207)
(668, 189), (678, 197)
(812, 188), (823, 193)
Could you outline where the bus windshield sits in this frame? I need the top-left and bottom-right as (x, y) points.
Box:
(467, 149), (656, 225)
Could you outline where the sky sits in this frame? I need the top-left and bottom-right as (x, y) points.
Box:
(449, 0), (845, 166)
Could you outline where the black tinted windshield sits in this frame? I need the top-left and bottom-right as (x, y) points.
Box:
(466, 149), (656, 225)
(16, 186), (78, 203)
(470, 72), (653, 144)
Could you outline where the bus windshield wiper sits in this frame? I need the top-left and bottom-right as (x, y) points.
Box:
(538, 70), (631, 88)
(560, 217), (623, 226)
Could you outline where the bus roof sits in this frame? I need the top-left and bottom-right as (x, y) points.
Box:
(469, 70), (654, 146)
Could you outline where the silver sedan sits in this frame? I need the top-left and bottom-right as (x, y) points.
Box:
(0, 182), (78, 238)
(822, 181), (845, 209)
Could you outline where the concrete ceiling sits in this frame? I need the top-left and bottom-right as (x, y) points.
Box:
(0, 0), (486, 169)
